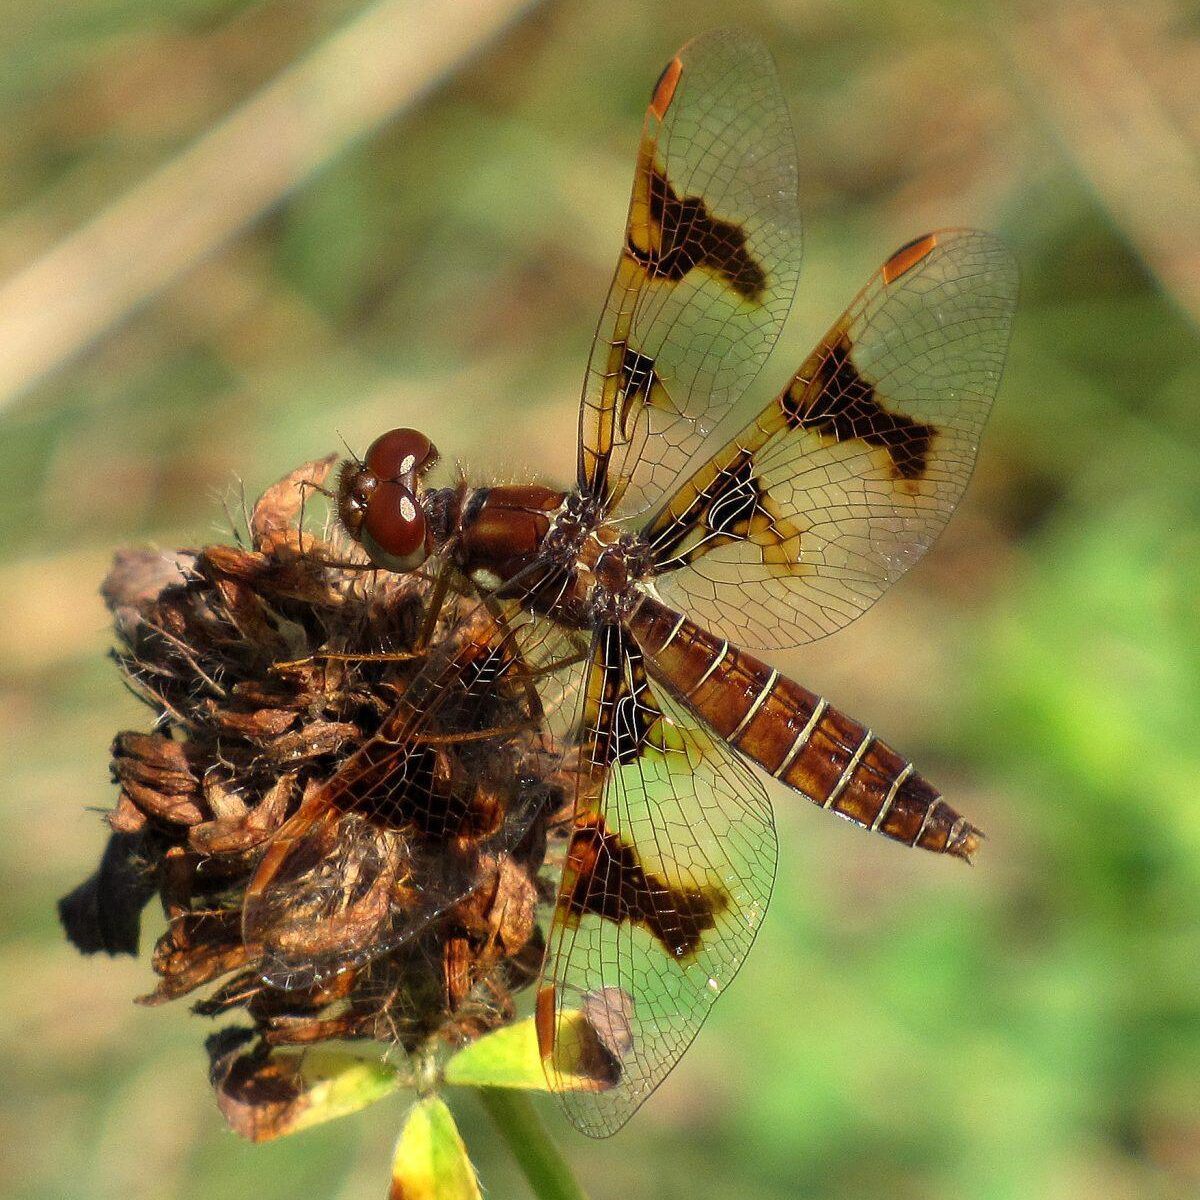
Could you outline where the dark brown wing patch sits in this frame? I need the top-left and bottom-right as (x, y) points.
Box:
(559, 811), (727, 960)
(626, 163), (767, 301)
(615, 342), (664, 438)
(780, 331), (936, 481)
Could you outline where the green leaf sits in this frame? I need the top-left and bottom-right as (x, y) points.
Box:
(444, 1017), (547, 1090)
(211, 1042), (406, 1142)
(287, 1049), (407, 1133)
(443, 1012), (618, 1093)
(390, 1096), (481, 1200)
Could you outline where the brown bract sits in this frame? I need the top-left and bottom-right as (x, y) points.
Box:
(59, 458), (571, 1135)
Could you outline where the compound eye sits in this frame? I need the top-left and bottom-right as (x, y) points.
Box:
(363, 428), (439, 482)
(335, 461), (376, 541)
(361, 480), (429, 572)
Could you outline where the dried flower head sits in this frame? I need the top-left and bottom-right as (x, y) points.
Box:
(59, 457), (572, 1134)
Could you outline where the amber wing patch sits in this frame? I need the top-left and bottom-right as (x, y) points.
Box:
(649, 55), (682, 119)
(881, 231), (939, 284)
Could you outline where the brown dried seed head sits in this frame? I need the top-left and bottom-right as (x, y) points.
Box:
(60, 456), (568, 1130)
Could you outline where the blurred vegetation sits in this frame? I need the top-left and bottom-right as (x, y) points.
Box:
(2, 1), (1199, 1198)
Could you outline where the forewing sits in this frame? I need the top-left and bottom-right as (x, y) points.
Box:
(538, 623), (777, 1136)
(641, 229), (1018, 649)
(241, 793), (409, 990)
(578, 29), (803, 517)
(243, 592), (584, 989)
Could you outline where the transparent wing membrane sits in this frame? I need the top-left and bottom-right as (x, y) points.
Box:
(643, 229), (1018, 648)
(243, 591), (584, 988)
(579, 29), (803, 518)
(538, 623), (777, 1135)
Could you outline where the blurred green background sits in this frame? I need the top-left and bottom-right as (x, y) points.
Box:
(3, 0), (1199, 1197)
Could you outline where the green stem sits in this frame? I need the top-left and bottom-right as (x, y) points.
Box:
(478, 1088), (589, 1200)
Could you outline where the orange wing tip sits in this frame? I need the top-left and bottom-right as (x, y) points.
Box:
(650, 56), (683, 120)
(882, 232), (939, 284)
(537, 986), (633, 1093)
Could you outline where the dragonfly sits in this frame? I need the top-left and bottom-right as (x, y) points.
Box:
(251, 29), (1018, 1136)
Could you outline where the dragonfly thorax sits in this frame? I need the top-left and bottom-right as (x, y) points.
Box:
(579, 528), (655, 623)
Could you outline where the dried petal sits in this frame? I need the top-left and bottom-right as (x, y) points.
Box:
(251, 456), (337, 553)
(208, 1031), (404, 1142)
(205, 704), (298, 741)
(108, 790), (148, 834)
(266, 720), (358, 762)
(57, 831), (158, 956)
(65, 455), (567, 1129)
(101, 548), (193, 611)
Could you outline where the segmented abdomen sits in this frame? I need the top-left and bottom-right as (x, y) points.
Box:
(629, 596), (980, 860)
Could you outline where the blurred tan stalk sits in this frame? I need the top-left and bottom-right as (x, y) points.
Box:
(0, 0), (541, 411)
(1008, 2), (1200, 328)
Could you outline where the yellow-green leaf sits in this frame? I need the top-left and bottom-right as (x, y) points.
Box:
(390, 1096), (481, 1200)
(287, 1049), (406, 1134)
(444, 1013), (618, 1093)
(211, 1039), (405, 1142)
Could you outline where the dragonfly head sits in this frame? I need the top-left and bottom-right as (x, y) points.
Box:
(338, 428), (440, 572)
